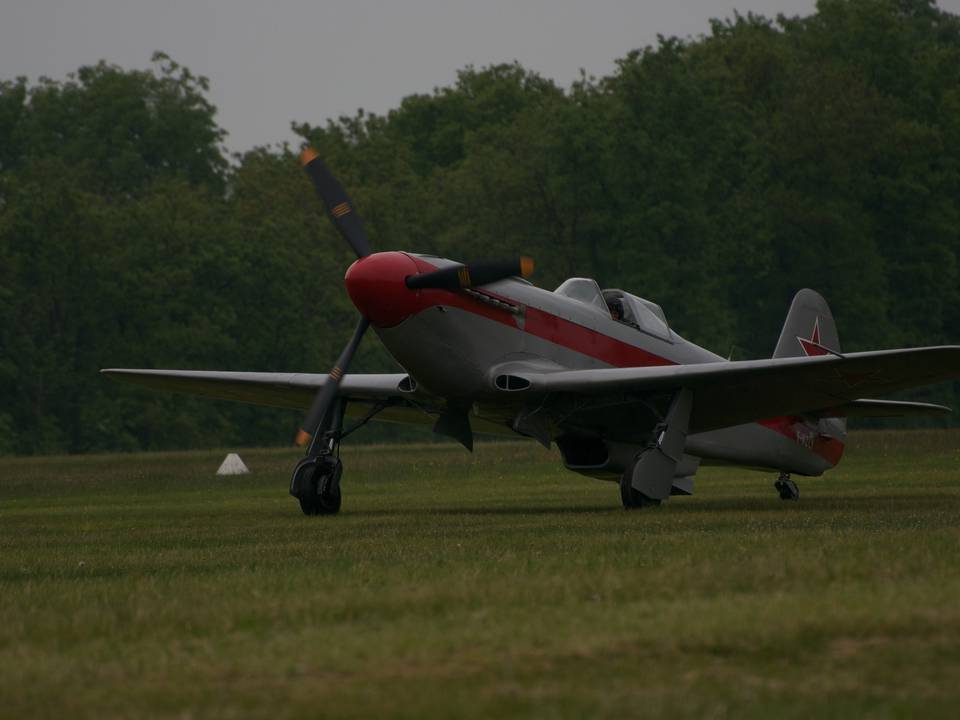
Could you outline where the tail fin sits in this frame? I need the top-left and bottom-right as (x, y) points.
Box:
(774, 289), (847, 458)
(773, 289), (841, 359)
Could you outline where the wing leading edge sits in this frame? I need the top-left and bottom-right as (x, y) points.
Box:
(100, 369), (411, 411)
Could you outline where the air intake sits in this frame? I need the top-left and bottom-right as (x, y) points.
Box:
(494, 374), (532, 391)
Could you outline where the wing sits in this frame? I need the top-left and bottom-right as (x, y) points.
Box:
(99, 368), (513, 435)
(502, 346), (960, 433)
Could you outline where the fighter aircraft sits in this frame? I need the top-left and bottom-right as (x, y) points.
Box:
(103, 149), (960, 515)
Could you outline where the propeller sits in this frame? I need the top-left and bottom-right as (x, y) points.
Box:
(295, 316), (370, 449)
(295, 147), (374, 449)
(405, 256), (534, 291)
(294, 146), (535, 452)
(300, 148), (372, 259)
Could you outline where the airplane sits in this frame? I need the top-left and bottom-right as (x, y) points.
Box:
(102, 149), (960, 515)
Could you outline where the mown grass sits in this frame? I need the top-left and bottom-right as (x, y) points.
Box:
(2, 430), (960, 718)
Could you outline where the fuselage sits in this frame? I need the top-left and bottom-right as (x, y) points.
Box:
(344, 252), (846, 480)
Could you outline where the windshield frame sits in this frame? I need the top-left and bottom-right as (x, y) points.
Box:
(554, 278), (609, 313)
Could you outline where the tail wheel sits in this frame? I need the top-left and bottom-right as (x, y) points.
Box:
(774, 473), (799, 501)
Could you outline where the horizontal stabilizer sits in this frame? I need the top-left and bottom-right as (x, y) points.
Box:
(813, 399), (952, 418)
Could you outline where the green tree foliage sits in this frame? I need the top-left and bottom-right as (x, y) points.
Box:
(1, 0), (958, 454)
(0, 55), (234, 453)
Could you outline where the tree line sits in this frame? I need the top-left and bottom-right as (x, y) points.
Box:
(1, 0), (958, 455)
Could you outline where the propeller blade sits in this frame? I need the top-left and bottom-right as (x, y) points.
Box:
(296, 316), (371, 449)
(300, 148), (372, 259)
(405, 256), (534, 291)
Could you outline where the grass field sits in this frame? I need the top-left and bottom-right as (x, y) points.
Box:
(2, 430), (960, 718)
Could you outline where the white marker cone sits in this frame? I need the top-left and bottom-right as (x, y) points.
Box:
(216, 453), (250, 475)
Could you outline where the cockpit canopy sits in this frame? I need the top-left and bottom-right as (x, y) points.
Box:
(554, 278), (672, 341)
(603, 289), (671, 340)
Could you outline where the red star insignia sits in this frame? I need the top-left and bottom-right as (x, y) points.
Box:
(797, 317), (831, 357)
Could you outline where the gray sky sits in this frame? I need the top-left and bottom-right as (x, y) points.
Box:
(3, 1), (958, 153)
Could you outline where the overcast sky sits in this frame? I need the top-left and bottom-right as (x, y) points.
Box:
(3, 1), (959, 153)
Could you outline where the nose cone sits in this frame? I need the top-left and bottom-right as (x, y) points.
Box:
(344, 252), (422, 327)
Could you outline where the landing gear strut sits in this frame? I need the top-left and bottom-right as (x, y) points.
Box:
(774, 472), (799, 500)
(288, 399), (389, 516)
(620, 388), (693, 510)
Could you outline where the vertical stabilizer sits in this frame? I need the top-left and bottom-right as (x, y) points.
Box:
(773, 289), (847, 462)
(773, 289), (841, 359)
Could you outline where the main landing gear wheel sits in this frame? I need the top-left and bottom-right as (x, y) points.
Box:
(291, 455), (343, 516)
(620, 463), (661, 510)
(774, 472), (799, 501)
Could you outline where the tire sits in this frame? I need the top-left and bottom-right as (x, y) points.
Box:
(293, 456), (343, 516)
(774, 478), (799, 501)
(316, 457), (342, 515)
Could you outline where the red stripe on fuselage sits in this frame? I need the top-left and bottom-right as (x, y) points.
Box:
(523, 305), (674, 368)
